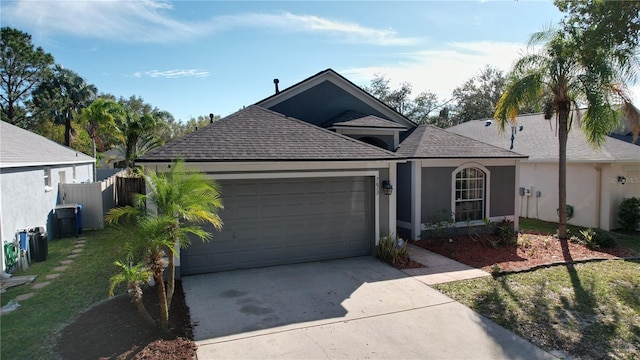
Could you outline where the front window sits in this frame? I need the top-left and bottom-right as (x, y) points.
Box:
(454, 167), (485, 222)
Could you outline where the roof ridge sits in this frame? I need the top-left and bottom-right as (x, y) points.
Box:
(432, 124), (525, 157)
(253, 105), (401, 158)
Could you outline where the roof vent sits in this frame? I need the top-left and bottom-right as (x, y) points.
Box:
(209, 113), (214, 124)
(485, 120), (492, 127)
(273, 78), (280, 94)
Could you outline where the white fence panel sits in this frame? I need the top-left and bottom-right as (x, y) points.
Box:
(59, 182), (104, 229)
(58, 169), (126, 230)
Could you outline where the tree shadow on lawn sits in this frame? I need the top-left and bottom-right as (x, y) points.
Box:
(469, 250), (637, 359)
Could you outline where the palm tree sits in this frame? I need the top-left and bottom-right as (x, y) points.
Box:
(32, 66), (97, 146)
(106, 207), (176, 330)
(140, 160), (223, 307)
(108, 260), (155, 327)
(495, 28), (639, 239)
(106, 160), (223, 329)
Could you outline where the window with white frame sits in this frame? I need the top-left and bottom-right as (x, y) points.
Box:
(454, 167), (485, 222)
(44, 167), (52, 191)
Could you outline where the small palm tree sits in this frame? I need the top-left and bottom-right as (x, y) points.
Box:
(495, 27), (639, 239)
(105, 161), (223, 330)
(108, 260), (155, 327)
(140, 160), (223, 307)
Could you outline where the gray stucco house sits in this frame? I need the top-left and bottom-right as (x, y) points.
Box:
(1, 121), (95, 271)
(137, 69), (525, 276)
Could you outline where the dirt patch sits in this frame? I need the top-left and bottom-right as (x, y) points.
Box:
(411, 232), (638, 273)
(55, 280), (196, 360)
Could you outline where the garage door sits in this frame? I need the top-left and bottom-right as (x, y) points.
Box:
(181, 176), (373, 275)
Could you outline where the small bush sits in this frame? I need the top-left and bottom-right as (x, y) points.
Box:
(376, 234), (409, 266)
(617, 197), (640, 232)
(576, 228), (617, 249)
(495, 218), (517, 246)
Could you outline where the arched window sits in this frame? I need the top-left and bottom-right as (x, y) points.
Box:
(453, 167), (486, 222)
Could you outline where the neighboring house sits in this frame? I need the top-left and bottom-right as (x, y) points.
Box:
(448, 112), (640, 230)
(0, 121), (95, 271)
(137, 69), (525, 276)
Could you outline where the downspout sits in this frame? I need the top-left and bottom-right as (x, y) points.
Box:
(595, 164), (601, 229)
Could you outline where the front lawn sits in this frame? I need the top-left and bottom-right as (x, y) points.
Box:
(434, 259), (640, 359)
(432, 218), (640, 359)
(1, 230), (121, 359)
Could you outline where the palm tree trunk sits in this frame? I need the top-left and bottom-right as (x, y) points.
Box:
(134, 296), (156, 327)
(167, 252), (175, 309)
(557, 105), (569, 240)
(154, 271), (170, 331)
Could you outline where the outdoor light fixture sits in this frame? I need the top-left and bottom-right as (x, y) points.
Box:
(382, 180), (393, 195)
(618, 176), (627, 184)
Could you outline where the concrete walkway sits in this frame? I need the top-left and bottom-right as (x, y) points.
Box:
(186, 257), (555, 360)
(402, 243), (491, 285)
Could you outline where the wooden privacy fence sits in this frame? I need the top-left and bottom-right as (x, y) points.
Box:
(58, 169), (129, 230)
(116, 176), (145, 207)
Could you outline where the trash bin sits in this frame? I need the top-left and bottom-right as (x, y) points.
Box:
(76, 204), (83, 235)
(55, 204), (78, 238)
(28, 228), (48, 262)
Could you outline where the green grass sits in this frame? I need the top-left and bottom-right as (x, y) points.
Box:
(435, 259), (640, 359)
(519, 217), (640, 253)
(1, 230), (123, 359)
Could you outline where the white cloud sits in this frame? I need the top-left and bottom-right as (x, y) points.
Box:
(214, 12), (420, 46)
(342, 41), (527, 101)
(3, 1), (418, 46)
(133, 69), (210, 78)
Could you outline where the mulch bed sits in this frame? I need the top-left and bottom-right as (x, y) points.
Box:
(54, 280), (196, 360)
(410, 232), (638, 273)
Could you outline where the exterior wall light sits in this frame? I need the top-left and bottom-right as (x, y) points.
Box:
(382, 180), (393, 195)
(617, 176), (627, 184)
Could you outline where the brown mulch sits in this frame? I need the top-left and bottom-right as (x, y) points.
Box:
(55, 280), (196, 360)
(391, 253), (425, 270)
(410, 232), (638, 273)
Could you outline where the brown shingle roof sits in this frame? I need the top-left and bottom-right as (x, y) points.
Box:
(396, 124), (526, 159)
(138, 106), (401, 162)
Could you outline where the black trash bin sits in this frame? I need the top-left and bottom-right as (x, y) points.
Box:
(55, 204), (78, 238)
(28, 228), (48, 262)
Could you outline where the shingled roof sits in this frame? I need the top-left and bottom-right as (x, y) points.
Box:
(0, 121), (95, 168)
(448, 112), (640, 162)
(321, 110), (407, 130)
(138, 106), (402, 162)
(396, 124), (526, 159)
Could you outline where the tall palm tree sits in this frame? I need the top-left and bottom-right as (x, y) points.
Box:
(32, 66), (97, 146)
(140, 160), (223, 307)
(495, 28), (639, 239)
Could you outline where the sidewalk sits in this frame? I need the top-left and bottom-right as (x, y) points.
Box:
(402, 243), (490, 284)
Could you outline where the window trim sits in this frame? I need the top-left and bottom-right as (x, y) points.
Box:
(44, 166), (53, 192)
(451, 163), (490, 224)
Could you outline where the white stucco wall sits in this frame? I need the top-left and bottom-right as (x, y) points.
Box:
(0, 162), (93, 271)
(518, 161), (638, 231)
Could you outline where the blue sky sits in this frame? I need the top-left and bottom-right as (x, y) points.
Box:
(3, 0), (636, 122)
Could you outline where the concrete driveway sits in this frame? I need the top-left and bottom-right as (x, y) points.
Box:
(183, 257), (555, 359)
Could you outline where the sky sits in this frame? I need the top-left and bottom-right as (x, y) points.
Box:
(2, 0), (638, 123)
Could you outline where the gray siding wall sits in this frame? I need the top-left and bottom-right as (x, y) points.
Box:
(268, 81), (389, 126)
(488, 166), (516, 217)
(397, 163), (412, 222)
(421, 167), (453, 223)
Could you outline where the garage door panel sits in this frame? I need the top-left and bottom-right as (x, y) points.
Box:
(181, 176), (373, 275)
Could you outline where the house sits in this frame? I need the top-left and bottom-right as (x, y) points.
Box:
(448, 112), (640, 230)
(0, 121), (95, 271)
(137, 69), (525, 276)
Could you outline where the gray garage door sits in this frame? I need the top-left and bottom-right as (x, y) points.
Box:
(181, 176), (373, 275)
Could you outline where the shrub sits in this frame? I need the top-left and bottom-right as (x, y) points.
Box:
(495, 218), (517, 246)
(576, 228), (617, 249)
(593, 229), (616, 248)
(376, 234), (409, 266)
(617, 197), (640, 232)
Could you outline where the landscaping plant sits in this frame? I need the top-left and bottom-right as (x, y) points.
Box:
(106, 160), (223, 330)
(376, 234), (409, 266)
(617, 197), (640, 232)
